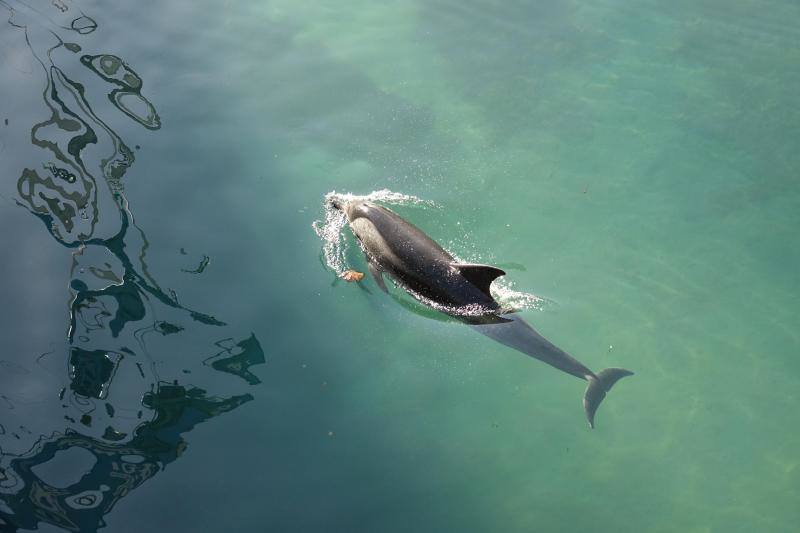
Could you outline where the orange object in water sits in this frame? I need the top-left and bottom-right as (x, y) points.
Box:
(341, 270), (364, 282)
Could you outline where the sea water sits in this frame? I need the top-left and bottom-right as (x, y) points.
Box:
(0, 0), (798, 531)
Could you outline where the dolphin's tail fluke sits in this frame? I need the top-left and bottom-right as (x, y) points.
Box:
(583, 368), (633, 428)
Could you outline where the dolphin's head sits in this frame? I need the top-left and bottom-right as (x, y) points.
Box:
(329, 197), (345, 211)
(328, 198), (374, 222)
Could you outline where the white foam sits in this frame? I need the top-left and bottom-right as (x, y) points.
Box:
(490, 278), (552, 312)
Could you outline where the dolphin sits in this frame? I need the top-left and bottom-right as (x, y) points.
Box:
(330, 198), (633, 428)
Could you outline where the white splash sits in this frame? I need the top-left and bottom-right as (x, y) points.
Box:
(490, 278), (552, 312)
(311, 196), (350, 275)
(326, 189), (436, 208)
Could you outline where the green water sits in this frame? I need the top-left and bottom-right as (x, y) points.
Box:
(0, 0), (798, 531)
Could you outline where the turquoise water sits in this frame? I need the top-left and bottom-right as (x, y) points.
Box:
(1, 0), (799, 531)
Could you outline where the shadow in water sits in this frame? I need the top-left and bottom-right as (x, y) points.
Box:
(0, 1), (264, 531)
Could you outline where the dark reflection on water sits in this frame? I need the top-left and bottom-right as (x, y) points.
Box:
(0, 2), (263, 531)
(1, 384), (254, 532)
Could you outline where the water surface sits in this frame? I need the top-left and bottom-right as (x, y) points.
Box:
(1, 0), (798, 531)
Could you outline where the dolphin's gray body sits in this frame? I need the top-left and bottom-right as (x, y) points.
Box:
(332, 198), (632, 428)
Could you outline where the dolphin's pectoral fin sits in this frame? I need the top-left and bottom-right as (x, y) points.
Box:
(452, 263), (506, 298)
(368, 260), (388, 293)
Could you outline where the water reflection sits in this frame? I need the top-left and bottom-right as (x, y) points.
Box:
(80, 54), (161, 130)
(0, 383), (254, 532)
(0, 1), (263, 531)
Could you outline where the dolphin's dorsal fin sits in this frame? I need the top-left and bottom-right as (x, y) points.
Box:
(452, 263), (505, 297)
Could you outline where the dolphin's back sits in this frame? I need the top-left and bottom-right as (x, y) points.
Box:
(351, 203), (452, 264)
(349, 202), (494, 308)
